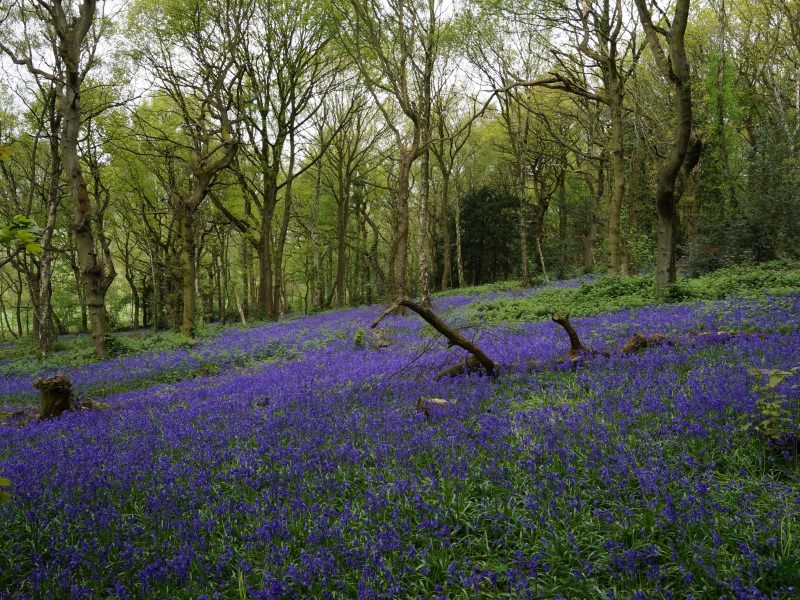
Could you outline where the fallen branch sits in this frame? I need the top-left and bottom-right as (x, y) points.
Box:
(621, 333), (670, 354)
(551, 314), (735, 366)
(436, 355), (482, 379)
(552, 314), (588, 358)
(373, 297), (496, 377)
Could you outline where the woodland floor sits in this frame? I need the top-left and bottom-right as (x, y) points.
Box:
(1, 266), (799, 599)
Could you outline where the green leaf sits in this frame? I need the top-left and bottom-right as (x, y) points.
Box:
(768, 373), (786, 389)
(25, 242), (43, 255)
(0, 144), (12, 162)
(0, 477), (10, 487)
(15, 230), (36, 244)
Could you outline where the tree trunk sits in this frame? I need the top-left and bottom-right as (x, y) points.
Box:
(220, 235), (229, 323)
(34, 373), (75, 419)
(257, 206), (274, 319)
(194, 240), (204, 329)
(335, 167), (349, 308)
(455, 189), (464, 288)
(142, 276), (149, 329)
(241, 233), (250, 320)
(583, 161), (603, 269)
(418, 143), (432, 307)
(607, 71), (625, 275)
(179, 208), (196, 338)
(130, 278), (140, 329)
(311, 162), (324, 310)
(440, 170), (452, 290)
(557, 168), (568, 278)
(519, 201), (530, 285)
(150, 250), (162, 331)
(35, 102), (62, 357)
(393, 153), (413, 300)
(272, 155), (295, 317)
(57, 0), (109, 359)
(536, 237), (549, 284)
(64, 102), (109, 353)
(634, 0), (698, 298)
(14, 272), (23, 337)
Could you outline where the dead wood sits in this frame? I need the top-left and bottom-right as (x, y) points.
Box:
(79, 398), (110, 411)
(416, 396), (454, 420)
(366, 328), (392, 349)
(683, 331), (735, 344)
(436, 355), (482, 379)
(551, 314), (587, 357)
(621, 333), (670, 354)
(32, 373), (75, 419)
(373, 297), (496, 377)
(551, 314), (612, 363)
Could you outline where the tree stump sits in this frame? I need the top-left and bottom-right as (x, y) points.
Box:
(33, 373), (75, 419)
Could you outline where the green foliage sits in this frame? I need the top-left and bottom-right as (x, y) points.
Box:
(103, 333), (130, 358)
(459, 187), (521, 285)
(0, 331), (199, 377)
(663, 280), (695, 303)
(457, 261), (800, 325)
(353, 327), (366, 349)
(743, 367), (799, 448)
(0, 477), (10, 504)
(102, 331), (199, 358)
(0, 215), (43, 255)
(460, 276), (654, 324)
(434, 279), (529, 298)
(0, 142), (13, 162)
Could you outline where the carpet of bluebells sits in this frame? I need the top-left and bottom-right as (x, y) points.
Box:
(1, 284), (799, 599)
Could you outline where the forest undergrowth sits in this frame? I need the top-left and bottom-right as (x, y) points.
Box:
(1, 267), (799, 599)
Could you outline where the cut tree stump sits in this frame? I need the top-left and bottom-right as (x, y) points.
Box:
(33, 373), (75, 419)
(373, 297), (496, 377)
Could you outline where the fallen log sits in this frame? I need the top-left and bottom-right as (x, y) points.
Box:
(436, 355), (482, 379)
(551, 314), (588, 358)
(373, 297), (496, 377)
(621, 333), (670, 354)
(551, 314), (735, 365)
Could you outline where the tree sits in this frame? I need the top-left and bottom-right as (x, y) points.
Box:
(319, 93), (384, 307)
(0, 0), (116, 357)
(337, 0), (439, 303)
(0, 86), (62, 354)
(633, 0), (702, 296)
(460, 187), (519, 284)
(233, 0), (343, 319)
(129, 0), (244, 337)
